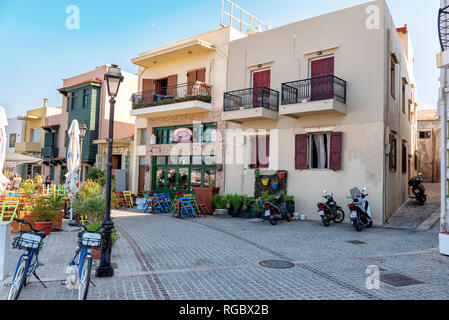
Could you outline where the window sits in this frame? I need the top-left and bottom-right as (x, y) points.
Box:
(419, 131), (431, 139)
(402, 141), (407, 174)
(138, 128), (147, 145)
(30, 128), (40, 143)
(154, 127), (173, 145)
(64, 130), (68, 147)
(71, 92), (78, 110)
(154, 123), (217, 145)
(50, 166), (55, 180)
(295, 132), (342, 170)
(389, 133), (397, 171)
(250, 135), (270, 169)
(82, 89), (90, 108)
(402, 83), (406, 114)
(9, 133), (16, 148)
(391, 59), (396, 99)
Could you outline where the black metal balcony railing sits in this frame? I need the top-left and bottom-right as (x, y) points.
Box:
(439, 5), (449, 52)
(42, 147), (59, 159)
(131, 82), (211, 109)
(223, 87), (279, 112)
(281, 75), (347, 105)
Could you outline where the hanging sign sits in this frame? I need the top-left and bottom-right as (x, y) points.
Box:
(173, 128), (193, 143)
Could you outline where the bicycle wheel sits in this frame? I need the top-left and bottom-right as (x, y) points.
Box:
(7, 256), (29, 300)
(78, 255), (92, 300)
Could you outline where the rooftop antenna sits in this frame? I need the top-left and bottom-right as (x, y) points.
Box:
(220, 0), (270, 35)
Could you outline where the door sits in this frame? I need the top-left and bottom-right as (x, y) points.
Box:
(252, 69), (271, 108)
(310, 57), (334, 101)
(138, 165), (145, 193)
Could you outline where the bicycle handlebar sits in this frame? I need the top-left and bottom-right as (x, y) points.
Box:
(13, 218), (62, 233)
(68, 221), (102, 233)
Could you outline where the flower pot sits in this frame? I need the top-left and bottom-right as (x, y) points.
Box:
(271, 183), (279, 190)
(255, 170), (260, 178)
(213, 209), (228, 216)
(34, 221), (53, 236)
(91, 248), (101, 260)
(261, 178), (270, 186)
(277, 171), (286, 180)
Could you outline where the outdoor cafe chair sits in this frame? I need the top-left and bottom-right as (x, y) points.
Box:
(0, 199), (20, 222)
(178, 198), (195, 219)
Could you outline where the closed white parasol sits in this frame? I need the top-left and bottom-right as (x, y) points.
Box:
(0, 107), (10, 194)
(65, 119), (81, 197)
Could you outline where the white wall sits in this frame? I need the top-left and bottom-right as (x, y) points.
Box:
(5, 118), (24, 153)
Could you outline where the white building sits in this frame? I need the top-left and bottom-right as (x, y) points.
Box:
(5, 117), (24, 154)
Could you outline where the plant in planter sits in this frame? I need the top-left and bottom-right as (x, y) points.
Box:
(212, 194), (228, 215)
(25, 194), (61, 235)
(86, 221), (119, 260)
(224, 194), (233, 209)
(240, 196), (255, 219)
(229, 194), (242, 217)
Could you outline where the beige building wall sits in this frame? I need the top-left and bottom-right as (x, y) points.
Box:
(417, 109), (441, 183)
(225, 0), (418, 225)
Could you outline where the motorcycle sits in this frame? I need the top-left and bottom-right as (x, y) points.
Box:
(264, 194), (293, 226)
(347, 186), (373, 232)
(317, 189), (345, 227)
(409, 173), (427, 205)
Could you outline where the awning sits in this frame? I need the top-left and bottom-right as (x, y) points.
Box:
(5, 152), (43, 165)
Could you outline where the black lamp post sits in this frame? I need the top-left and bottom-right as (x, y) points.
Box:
(96, 64), (124, 278)
(78, 122), (87, 182)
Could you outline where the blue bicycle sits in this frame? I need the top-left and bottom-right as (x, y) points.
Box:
(7, 218), (60, 300)
(65, 221), (102, 300)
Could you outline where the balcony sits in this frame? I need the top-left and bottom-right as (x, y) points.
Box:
(280, 75), (347, 117)
(130, 82), (212, 119)
(15, 142), (41, 154)
(222, 87), (279, 123)
(41, 147), (59, 160)
(437, 5), (449, 68)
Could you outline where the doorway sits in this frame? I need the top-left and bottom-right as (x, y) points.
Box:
(310, 56), (334, 101)
(252, 69), (271, 108)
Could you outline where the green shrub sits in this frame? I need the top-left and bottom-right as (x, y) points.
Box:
(212, 194), (226, 210)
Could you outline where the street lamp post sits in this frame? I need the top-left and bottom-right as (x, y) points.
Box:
(78, 122), (87, 182)
(96, 64), (124, 278)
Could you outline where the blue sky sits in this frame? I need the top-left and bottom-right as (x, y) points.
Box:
(0, 0), (440, 118)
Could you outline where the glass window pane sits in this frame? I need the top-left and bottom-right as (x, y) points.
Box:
(167, 156), (178, 165)
(204, 168), (216, 188)
(193, 123), (202, 143)
(192, 156), (202, 165)
(178, 168), (189, 190)
(156, 156), (166, 165)
(203, 155), (216, 165)
(167, 168), (176, 190)
(191, 168), (202, 187)
(156, 168), (166, 188)
(179, 156), (190, 165)
(139, 156), (146, 166)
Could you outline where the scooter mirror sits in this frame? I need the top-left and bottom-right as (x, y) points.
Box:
(362, 186), (367, 191)
(323, 189), (327, 195)
(418, 172), (422, 176)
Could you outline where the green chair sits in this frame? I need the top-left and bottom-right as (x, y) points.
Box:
(185, 193), (200, 217)
(0, 199), (20, 222)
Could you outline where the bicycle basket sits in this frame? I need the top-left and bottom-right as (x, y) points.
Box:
(79, 232), (102, 249)
(12, 234), (43, 251)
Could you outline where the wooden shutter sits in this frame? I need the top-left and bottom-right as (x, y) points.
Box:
(142, 79), (154, 103)
(196, 68), (206, 82)
(187, 71), (196, 95)
(167, 75), (178, 97)
(250, 136), (258, 169)
(329, 132), (343, 171)
(295, 134), (308, 170)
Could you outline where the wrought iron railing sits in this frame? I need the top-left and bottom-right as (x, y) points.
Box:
(439, 5), (449, 52)
(42, 147), (59, 159)
(223, 87), (279, 112)
(281, 75), (347, 105)
(131, 82), (211, 109)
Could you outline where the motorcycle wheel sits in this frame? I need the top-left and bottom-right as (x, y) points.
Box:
(286, 213), (292, 222)
(367, 219), (373, 228)
(353, 220), (363, 232)
(417, 195), (427, 206)
(334, 209), (345, 224)
(269, 216), (277, 226)
(321, 216), (331, 227)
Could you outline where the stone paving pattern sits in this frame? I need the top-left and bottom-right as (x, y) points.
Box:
(0, 207), (448, 300)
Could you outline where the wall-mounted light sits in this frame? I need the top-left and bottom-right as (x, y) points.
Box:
(317, 51), (323, 56)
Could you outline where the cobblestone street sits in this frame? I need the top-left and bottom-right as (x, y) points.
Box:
(1, 209), (448, 300)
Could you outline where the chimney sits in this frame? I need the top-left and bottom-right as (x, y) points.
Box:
(43, 98), (48, 108)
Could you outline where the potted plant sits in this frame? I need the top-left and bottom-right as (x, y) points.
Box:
(277, 171), (286, 180)
(86, 221), (119, 260)
(27, 195), (61, 235)
(224, 194), (233, 209)
(230, 194), (242, 217)
(212, 194), (228, 216)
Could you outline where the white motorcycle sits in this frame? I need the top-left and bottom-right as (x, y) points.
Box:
(347, 186), (373, 232)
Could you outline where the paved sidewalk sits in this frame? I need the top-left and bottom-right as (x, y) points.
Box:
(1, 210), (448, 300)
(384, 183), (441, 231)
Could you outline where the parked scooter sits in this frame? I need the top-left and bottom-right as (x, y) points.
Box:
(409, 173), (427, 205)
(264, 194), (293, 226)
(347, 186), (373, 232)
(317, 190), (345, 227)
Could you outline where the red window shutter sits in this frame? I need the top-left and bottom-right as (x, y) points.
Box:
(295, 134), (308, 170)
(142, 79), (154, 103)
(196, 68), (206, 82)
(329, 132), (343, 171)
(167, 75), (178, 96)
(187, 71), (196, 94)
(250, 136), (258, 169)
